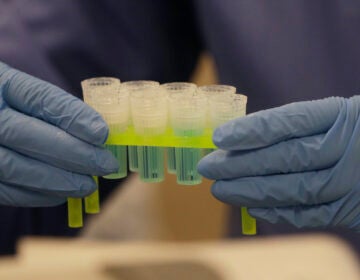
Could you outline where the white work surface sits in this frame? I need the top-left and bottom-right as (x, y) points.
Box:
(0, 234), (359, 280)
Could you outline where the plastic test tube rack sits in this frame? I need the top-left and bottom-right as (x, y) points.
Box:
(68, 80), (256, 235)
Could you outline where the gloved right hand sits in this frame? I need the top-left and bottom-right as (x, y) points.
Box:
(0, 62), (118, 207)
(198, 96), (360, 232)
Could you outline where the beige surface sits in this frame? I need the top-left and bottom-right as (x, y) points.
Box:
(0, 235), (359, 279)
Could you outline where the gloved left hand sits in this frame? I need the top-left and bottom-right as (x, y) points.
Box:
(0, 62), (118, 207)
(198, 96), (360, 232)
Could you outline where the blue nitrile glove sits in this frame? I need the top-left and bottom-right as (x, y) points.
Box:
(198, 96), (360, 231)
(0, 62), (118, 207)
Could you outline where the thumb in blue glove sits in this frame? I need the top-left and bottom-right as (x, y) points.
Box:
(0, 62), (118, 207)
(198, 96), (360, 231)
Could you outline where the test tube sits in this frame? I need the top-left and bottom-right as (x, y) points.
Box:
(241, 207), (257, 235)
(131, 86), (167, 182)
(198, 85), (236, 155)
(208, 93), (254, 235)
(169, 93), (207, 185)
(122, 81), (160, 172)
(207, 94), (247, 129)
(84, 176), (100, 214)
(197, 84), (236, 96)
(81, 78), (129, 179)
(81, 77), (121, 106)
(161, 82), (197, 174)
(67, 197), (83, 228)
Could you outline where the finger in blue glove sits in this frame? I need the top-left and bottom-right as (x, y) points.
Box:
(0, 62), (118, 207)
(198, 96), (360, 231)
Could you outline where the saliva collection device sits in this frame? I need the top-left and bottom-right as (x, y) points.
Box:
(67, 78), (256, 235)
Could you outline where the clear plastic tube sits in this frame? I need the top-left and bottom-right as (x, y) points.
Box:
(198, 84), (236, 131)
(128, 146), (139, 172)
(85, 177), (100, 214)
(206, 93), (253, 234)
(122, 81), (160, 172)
(137, 146), (164, 182)
(81, 77), (121, 107)
(197, 84), (236, 96)
(175, 147), (202, 184)
(131, 86), (167, 182)
(161, 82), (197, 174)
(208, 93), (247, 129)
(166, 148), (176, 174)
(103, 144), (128, 179)
(81, 78), (129, 179)
(241, 207), (257, 235)
(169, 93), (207, 185)
(67, 198), (83, 228)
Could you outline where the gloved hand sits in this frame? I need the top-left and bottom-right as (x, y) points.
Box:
(0, 62), (118, 207)
(198, 96), (360, 231)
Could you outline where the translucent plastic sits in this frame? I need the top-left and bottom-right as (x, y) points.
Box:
(161, 82), (197, 174)
(77, 80), (253, 233)
(137, 146), (164, 182)
(131, 87), (168, 135)
(161, 82), (196, 95)
(94, 92), (130, 134)
(85, 177), (100, 214)
(103, 145), (128, 179)
(81, 77), (129, 178)
(123, 81), (160, 172)
(131, 86), (167, 182)
(128, 146), (139, 172)
(197, 84), (236, 96)
(198, 84), (236, 128)
(81, 77), (121, 107)
(67, 198), (83, 228)
(208, 94), (247, 128)
(169, 93), (207, 185)
(122, 80), (159, 91)
(122, 81), (160, 124)
(241, 207), (257, 235)
(175, 148), (202, 185)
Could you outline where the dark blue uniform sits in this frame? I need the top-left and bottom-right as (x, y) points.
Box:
(1, 0), (359, 255)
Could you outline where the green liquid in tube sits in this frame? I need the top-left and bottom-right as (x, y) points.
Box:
(67, 198), (83, 228)
(128, 146), (139, 172)
(103, 144), (127, 179)
(175, 147), (202, 185)
(167, 147), (176, 174)
(138, 146), (164, 182)
(241, 207), (257, 235)
(174, 128), (203, 185)
(85, 177), (100, 214)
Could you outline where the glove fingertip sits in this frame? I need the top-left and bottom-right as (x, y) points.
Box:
(212, 120), (247, 150)
(197, 156), (215, 179)
(80, 179), (98, 197)
(248, 208), (276, 223)
(211, 181), (227, 202)
(69, 176), (97, 198)
(212, 126), (227, 148)
(90, 117), (109, 145)
(45, 197), (68, 207)
(94, 149), (119, 175)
